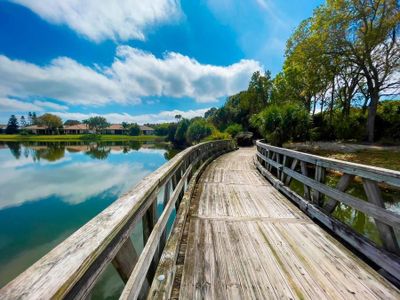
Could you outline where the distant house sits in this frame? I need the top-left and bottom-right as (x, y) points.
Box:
(0, 124), (6, 134)
(25, 125), (51, 135)
(102, 124), (128, 135)
(140, 125), (155, 135)
(63, 124), (91, 134)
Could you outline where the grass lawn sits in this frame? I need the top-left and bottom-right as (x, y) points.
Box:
(300, 149), (400, 171)
(0, 134), (166, 142)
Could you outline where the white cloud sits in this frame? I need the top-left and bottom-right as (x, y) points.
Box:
(51, 108), (209, 124)
(0, 158), (151, 209)
(0, 46), (262, 110)
(10, 0), (182, 42)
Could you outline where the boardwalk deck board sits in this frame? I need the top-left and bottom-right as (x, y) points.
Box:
(177, 148), (400, 300)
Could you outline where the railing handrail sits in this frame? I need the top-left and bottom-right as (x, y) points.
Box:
(0, 140), (234, 299)
(255, 140), (400, 283)
(257, 140), (400, 187)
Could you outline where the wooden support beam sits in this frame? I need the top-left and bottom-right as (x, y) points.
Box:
(312, 165), (326, 206)
(284, 159), (298, 186)
(159, 181), (171, 253)
(142, 197), (158, 280)
(324, 173), (354, 214)
(362, 179), (400, 255)
(121, 166), (192, 300)
(300, 161), (311, 201)
(112, 239), (149, 300)
(280, 155), (287, 182)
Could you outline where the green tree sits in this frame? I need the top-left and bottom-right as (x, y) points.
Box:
(224, 123), (243, 137)
(83, 116), (110, 133)
(186, 119), (213, 144)
(37, 113), (63, 133)
(315, 0), (400, 142)
(20, 116), (27, 128)
(128, 123), (141, 136)
(32, 112), (38, 125)
(174, 119), (190, 146)
(6, 115), (19, 134)
(64, 120), (81, 126)
(251, 103), (310, 146)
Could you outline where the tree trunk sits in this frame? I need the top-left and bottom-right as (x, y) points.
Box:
(366, 91), (379, 143)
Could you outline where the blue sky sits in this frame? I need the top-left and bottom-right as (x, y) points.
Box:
(0, 0), (323, 124)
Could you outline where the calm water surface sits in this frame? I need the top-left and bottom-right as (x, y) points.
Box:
(0, 141), (175, 297)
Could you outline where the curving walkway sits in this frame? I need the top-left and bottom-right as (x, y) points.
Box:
(175, 148), (399, 299)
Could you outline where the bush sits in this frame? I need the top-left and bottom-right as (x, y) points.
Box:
(203, 128), (230, 141)
(224, 123), (243, 137)
(128, 123), (141, 136)
(186, 119), (213, 144)
(251, 103), (310, 146)
(174, 119), (190, 146)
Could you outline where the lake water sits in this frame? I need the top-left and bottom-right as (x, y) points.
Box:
(0, 141), (174, 297)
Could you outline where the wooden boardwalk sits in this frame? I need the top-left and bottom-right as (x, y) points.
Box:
(174, 148), (399, 299)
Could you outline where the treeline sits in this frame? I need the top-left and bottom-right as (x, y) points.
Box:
(151, 115), (229, 148)
(205, 0), (399, 145)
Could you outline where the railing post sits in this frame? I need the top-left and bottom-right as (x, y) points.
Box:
(112, 238), (149, 299)
(112, 238), (138, 282)
(142, 196), (158, 279)
(362, 179), (400, 254)
(312, 165), (326, 206)
(300, 161), (311, 200)
(159, 181), (171, 253)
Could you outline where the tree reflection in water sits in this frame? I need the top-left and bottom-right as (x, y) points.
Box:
(1, 141), (178, 162)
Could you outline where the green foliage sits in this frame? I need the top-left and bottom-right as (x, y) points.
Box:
(203, 128), (230, 141)
(37, 113), (63, 131)
(128, 123), (141, 136)
(251, 103), (310, 146)
(186, 119), (213, 143)
(6, 115), (19, 134)
(153, 123), (170, 136)
(173, 119), (190, 146)
(64, 120), (81, 126)
(83, 116), (109, 133)
(224, 123), (243, 137)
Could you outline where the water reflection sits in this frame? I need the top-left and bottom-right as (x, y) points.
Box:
(0, 141), (174, 290)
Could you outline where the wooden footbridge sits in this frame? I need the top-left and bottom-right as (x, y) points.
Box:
(1, 140), (400, 299)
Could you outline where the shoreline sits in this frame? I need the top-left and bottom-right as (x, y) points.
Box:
(0, 134), (165, 142)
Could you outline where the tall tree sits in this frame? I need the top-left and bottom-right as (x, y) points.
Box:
(6, 115), (19, 134)
(20, 116), (27, 128)
(83, 116), (109, 133)
(317, 0), (400, 142)
(37, 113), (63, 133)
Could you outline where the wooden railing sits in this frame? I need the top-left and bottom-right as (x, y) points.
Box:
(255, 140), (400, 282)
(0, 140), (235, 300)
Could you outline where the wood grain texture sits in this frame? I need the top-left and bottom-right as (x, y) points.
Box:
(178, 148), (400, 300)
(0, 140), (234, 300)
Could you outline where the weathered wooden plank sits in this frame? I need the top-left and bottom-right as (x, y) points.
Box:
(177, 148), (400, 300)
(362, 179), (400, 254)
(255, 158), (400, 283)
(284, 158), (298, 186)
(283, 166), (400, 228)
(300, 161), (311, 201)
(0, 140), (234, 300)
(257, 141), (400, 187)
(147, 154), (219, 300)
(312, 165), (326, 206)
(120, 166), (193, 300)
(112, 238), (139, 283)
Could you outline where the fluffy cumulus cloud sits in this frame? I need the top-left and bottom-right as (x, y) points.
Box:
(10, 0), (182, 42)
(0, 46), (262, 111)
(51, 108), (210, 124)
